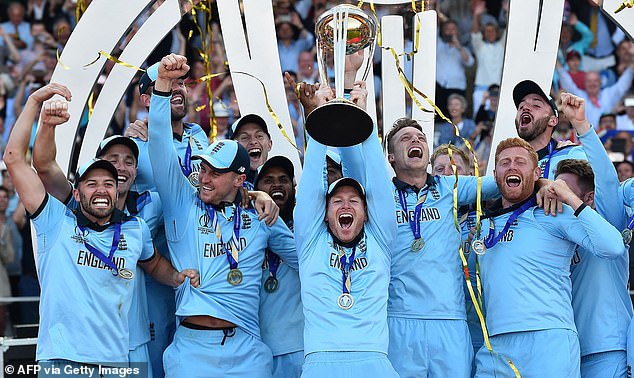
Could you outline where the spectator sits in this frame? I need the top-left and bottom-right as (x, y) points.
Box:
(557, 62), (634, 127)
(604, 130), (634, 162)
(0, 26), (21, 67)
(616, 160), (634, 182)
(436, 19), (474, 118)
(26, 0), (63, 32)
(296, 50), (318, 84)
(210, 101), (232, 140)
(471, 1), (505, 114)
(617, 93), (634, 130)
(1, 3), (33, 51)
(276, 10), (313, 74)
(597, 112), (617, 133)
(565, 50), (586, 89)
(474, 84), (499, 125)
(0, 187), (15, 336)
(437, 93), (475, 148)
(604, 39), (634, 87)
(557, 14), (593, 69)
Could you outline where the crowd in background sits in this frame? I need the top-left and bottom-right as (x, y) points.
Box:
(0, 0), (633, 335)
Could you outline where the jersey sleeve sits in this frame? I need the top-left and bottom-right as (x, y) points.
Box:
(294, 136), (328, 255)
(147, 93), (197, 230)
(546, 205), (625, 260)
(30, 194), (67, 255)
(578, 128), (626, 229)
(338, 127), (397, 246)
(267, 217), (298, 271)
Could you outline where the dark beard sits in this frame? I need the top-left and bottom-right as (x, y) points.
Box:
(79, 193), (114, 221)
(515, 116), (549, 142)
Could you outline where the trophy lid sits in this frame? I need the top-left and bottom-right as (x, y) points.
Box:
(315, 4), (377, 55)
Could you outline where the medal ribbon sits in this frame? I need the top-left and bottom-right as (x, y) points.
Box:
(178, 136), (193, 178)
(484, 197), (536, 249)
(397, 188), (428, 242)
(207, 205), (242, 270)
(78, 223), (122, 274)
(339, 247), (357, 295)
(266, 250), (281, 279)
(626, 213), (634, 231)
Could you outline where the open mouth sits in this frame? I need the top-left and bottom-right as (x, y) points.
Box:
(170, 94), (184, 106)
(271, 190), (284, 200)
(248, 148), (262, 160)
(92, 198), (110, 209)
(200, 185), (213, 194)
(505, 175), (521, 187)
(117, 175), (128, 185)
(338, 213), (353, 229)
(520, 112), (533, 126)
(408, 146), (423, 158)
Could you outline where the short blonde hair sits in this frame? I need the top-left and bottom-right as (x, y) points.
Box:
(431, 144), (470, 169)
(494, 137), (538, 167)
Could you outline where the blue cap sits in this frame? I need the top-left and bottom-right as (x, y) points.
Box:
(231, 114), (270, 139)
(192, 140), (249, 174)
(95, 135), (139, 165)
(326, 177), (366, 200)
(255, 155), (295, 188)
(513, 80), (559, 119)
(74, 158), (118, 188)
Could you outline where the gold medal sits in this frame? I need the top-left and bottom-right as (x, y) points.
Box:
(337, 293), (354, 310)
(472, 239), (486, 256)
(623, 229), (633, 246)
(411, 238), (424, 252)
(264, 277), (279, 293)
(118, 267), (134, 280)
(227, 269), (243, 286)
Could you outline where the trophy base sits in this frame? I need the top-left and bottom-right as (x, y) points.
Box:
(305, 100), (373, 147)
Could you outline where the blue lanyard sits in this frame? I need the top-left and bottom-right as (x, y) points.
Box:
(78, 222), (122, 274)
(484, 197), (536, 249)
(542, 140), (556, 178)
(397, 188), (428, 240)
(178, 136), (193, 178)
(207, 205), (242, 270)
(266, 250), (281, 279)
(339, 247), (356, 295)
(626, 214), (634, 231)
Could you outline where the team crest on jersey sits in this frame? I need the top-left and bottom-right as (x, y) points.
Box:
(198, 212), (214, 235)
(71, 226), (89, 244)
(188, 172), (199, 187)
(118, 233), (128, 251)
(429, 186), (440, 200)
(241, 213), (252, 230)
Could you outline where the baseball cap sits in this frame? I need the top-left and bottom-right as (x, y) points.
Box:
(74, 158), (118, 188)
(255, 155), (295, 188)
(231, 114), (271, 139)
(192, 140), (249, 174)
(95, 135), (139, 165)
(326, 177), (366, 201)
(513, 80), (559, 119)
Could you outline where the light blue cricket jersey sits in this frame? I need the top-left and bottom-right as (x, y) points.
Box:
(259, 250), (304, 356)
(148, 93), (297, 338)
(479, 198), (624, 337)
(133, 122), (208, 193)
(387, 174), (498, 320)
(67, 191), (163, 350)
(537, 139), (587, 179)
(460, 208), (484, 349)
(570, 128), (631, 357)
(32, 195), (154, 364)
(295, 127), (397, 355)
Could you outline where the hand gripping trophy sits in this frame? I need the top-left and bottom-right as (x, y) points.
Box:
(306, 4), (378, 147)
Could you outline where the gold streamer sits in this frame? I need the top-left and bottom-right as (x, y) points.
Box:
(615, 0), (634, 13)
(85, 50), (146, 71)
(87, 91), (94, 119)
(75, 0), (87, 23)
(56, 49), (71, 70)
(233, 71), (300, 152)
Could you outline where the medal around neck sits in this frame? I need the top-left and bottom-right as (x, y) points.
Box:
(472, 239), (486, 256)
(337, 293), (354, 310)
(411, 238), (424, 252)
(264, 276), (279, 293)
(118, 267), (134, 280)
(227, 268), (243, 286)
(623, 229), (633, 246)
